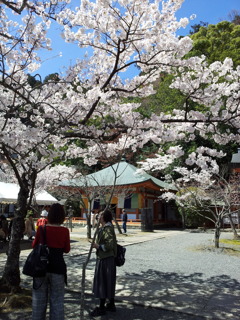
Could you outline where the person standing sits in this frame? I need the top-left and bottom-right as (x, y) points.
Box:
(122, 209), (128, 233)
(91, 210), (117, 317)
(0, 215), (8, 242)
(32, 203), (70, 320)
(90, 210), (95, 229)
(36, 210), (48, 230)
(24, 211), (36, 240)
(41, 206), (49, 217)
(95, 212), (99, 224)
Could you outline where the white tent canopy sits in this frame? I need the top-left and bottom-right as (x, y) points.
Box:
(0, 182), (58, 205)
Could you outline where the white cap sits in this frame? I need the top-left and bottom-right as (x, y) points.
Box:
(41, 210), (48, 217)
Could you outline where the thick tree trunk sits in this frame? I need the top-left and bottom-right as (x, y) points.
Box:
(0, 182), (29, 290)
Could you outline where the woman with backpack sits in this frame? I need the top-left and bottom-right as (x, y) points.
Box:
(91, 210), (117, 317)
(31, 203), (70, 320)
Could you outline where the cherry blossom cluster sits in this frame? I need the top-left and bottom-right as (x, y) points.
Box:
(0, 0), (239, 200)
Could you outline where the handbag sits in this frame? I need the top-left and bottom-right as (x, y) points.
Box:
(22, 225), (49, 277)
(115, 244), (126, 267)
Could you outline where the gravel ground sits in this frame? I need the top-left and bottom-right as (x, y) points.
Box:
(116, 231), (240, 282)
(83, 230), (240, 319)
(1, 229), (240, 319)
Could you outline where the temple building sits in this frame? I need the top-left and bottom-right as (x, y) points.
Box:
(59, 160), (179, 227)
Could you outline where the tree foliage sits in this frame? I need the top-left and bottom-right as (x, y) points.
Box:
(136, 19), (240, 177)
(186, 21), (240, 67)
(189, 21), (208, 35)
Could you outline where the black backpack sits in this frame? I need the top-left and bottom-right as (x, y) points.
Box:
(22, 226), (49, 278)
(115, 244), (126, 267)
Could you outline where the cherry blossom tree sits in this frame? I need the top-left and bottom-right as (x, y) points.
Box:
(175, 174), (240, 248)
(139, 148), (240, 248)
(0, 7), (73, 289)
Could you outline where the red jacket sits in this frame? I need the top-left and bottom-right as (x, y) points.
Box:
(33, 225), (70, 277)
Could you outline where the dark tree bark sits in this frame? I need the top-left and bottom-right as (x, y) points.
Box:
(113, 213), (122, 234)
(214, 220), (221, 248)
(86, 212), (92, 239)
(0, 181), (29, 291)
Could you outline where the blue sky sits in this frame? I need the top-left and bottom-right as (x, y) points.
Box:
(176, 0), (239, 34)
(34, 0), (240, 80)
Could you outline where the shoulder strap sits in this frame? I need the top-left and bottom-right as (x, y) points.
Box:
(40, 225), (47, 245)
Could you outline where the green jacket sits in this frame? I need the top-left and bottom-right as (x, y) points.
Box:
(96, 223), (117, 260)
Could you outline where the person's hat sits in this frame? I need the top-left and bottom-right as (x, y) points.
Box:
(41, 210), (48, 217)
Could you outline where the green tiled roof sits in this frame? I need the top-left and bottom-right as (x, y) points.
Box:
(60, 161), (175, 190)
(231, 150), (240, 163)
